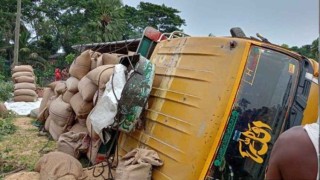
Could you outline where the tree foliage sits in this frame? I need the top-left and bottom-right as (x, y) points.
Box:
(123, 2), (186, 39)
(0, 0), (186, 82)
(281, 39), (319, 61)
(0, 1), (186, 64)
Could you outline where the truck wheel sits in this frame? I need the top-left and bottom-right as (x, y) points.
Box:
(230, 27), (246, 38)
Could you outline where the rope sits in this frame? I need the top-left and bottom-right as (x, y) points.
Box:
(87, 45), (139, 179)
(85, 37), (140, 54)
(87, 64), (120, 179)
(38, 137), (51, 154)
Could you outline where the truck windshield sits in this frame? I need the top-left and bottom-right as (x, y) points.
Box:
(212, 46), (299, 180)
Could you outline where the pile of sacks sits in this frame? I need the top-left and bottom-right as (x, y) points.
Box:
(26, 49), (164, 180)
(37, 49), (122, 164)
(12, 65), (37, 102)
(5, 149), (163, 180)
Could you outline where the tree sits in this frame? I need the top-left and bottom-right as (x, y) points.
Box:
(13, 0), (22, 66)
(282, 39), (319, 61)
(0, 0), (187, 71)
(310, 39), (319, 60)
(81, 0), (126, 42)
(281, 44), (289, 49)
(123, 2), (186, 39)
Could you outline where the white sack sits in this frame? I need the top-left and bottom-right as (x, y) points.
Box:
(89, 64), (127, 142)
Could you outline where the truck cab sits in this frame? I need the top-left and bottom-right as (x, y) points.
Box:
(117, 29), (318, 179)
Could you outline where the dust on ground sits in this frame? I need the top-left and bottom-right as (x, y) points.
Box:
(0, 117), (56, 175)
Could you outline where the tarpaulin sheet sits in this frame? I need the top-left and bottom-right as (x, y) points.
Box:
(4, 98), (42, 116)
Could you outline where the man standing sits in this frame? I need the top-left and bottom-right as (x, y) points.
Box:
(265, 121), (319, 180)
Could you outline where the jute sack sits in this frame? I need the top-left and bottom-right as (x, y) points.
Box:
(70, 122), (88, 133)
(14, 89), (37, 97)
(62, 90), (75, 103)
(54, 81), (67, 95)
(86, 65), (114, 88)
(30, 108), (39, 118)
(96, 56), (103, 68)
(89, 50), (101, 70)
(93, 89), (105, 106)
(38, 88), (54, 115)
(49, 96), (74, 127)
(38, 107), (50, 123)
(12, 65), (33, 73)
(12, 71), (34, 79)
(35, 151), (86, 180)
(78, 76), (98, 101)
(69, 62), (90, 80)
(4, 171), (40, 180)
(58, 122), (89, 157)
(89, 50), (102, 59)
(14, 82), (36, 90)
(13, 95), (37, 102)
(128, 51), (136, 55)
(69, 50), (91, 80)
(86, 117), (100, 141)
(77, 118), (86, 126)
(44, 115), (51, 131)
(48, 115), (69, 141)
(75, 50), (91, 67)
(86, 138), (102, 165)
(47, 81), (59, 91)
(66, 77), (79, 93)
(38, 94), (57, 123)
(57, 131), (88, 158)
(115, 149), (164, 180)
(70, 92), (93, 119)
(96, 53), (119, 66)
(91, 58), (98, 70)
(14, 76), (35, 83)
(0, 102), (7, 113)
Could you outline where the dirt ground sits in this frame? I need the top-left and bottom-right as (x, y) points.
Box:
(0, 117), (111, 180)
(0, 117), (56, 176)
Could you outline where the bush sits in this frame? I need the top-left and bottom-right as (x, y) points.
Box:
(65, 53), (76, 65)
(0, 57), (11, 81)
(0, 81), (13, 102)
(0, 113), (16, 141)
(34, 65), (54, 86)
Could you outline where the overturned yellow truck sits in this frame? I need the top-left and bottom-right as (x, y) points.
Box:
(75, 27), (319, 179)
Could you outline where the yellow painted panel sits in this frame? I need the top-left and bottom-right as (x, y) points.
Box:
(302, 82), (318, 124)
(118, 37), (249, 179)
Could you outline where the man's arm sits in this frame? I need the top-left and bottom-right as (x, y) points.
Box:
(265, 126), (317, 180)
(265, 135), (283, 180)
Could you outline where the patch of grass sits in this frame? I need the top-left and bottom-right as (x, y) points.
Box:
(0, 117), (56, 176)
(0, 152), (23, 176)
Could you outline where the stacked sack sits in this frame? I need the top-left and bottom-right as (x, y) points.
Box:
(12, 65), (37, 102)
(38, 49), (123, 164)
(59, 50), (119, 161)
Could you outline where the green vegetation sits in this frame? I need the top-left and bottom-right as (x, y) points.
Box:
(123, 2), (186, 39)
(0, 81), (13, 102)
(0, 1), (186, 85)
(0, 117), (56, 176)
(65, 53), (76, 65)
(0, 114), (16, 141)
(281, 38), (319, 60)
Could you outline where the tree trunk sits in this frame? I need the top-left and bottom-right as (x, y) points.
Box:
(13, 0), (22, 67)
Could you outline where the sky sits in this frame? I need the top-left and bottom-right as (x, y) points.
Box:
(122, 0), (319, 47)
